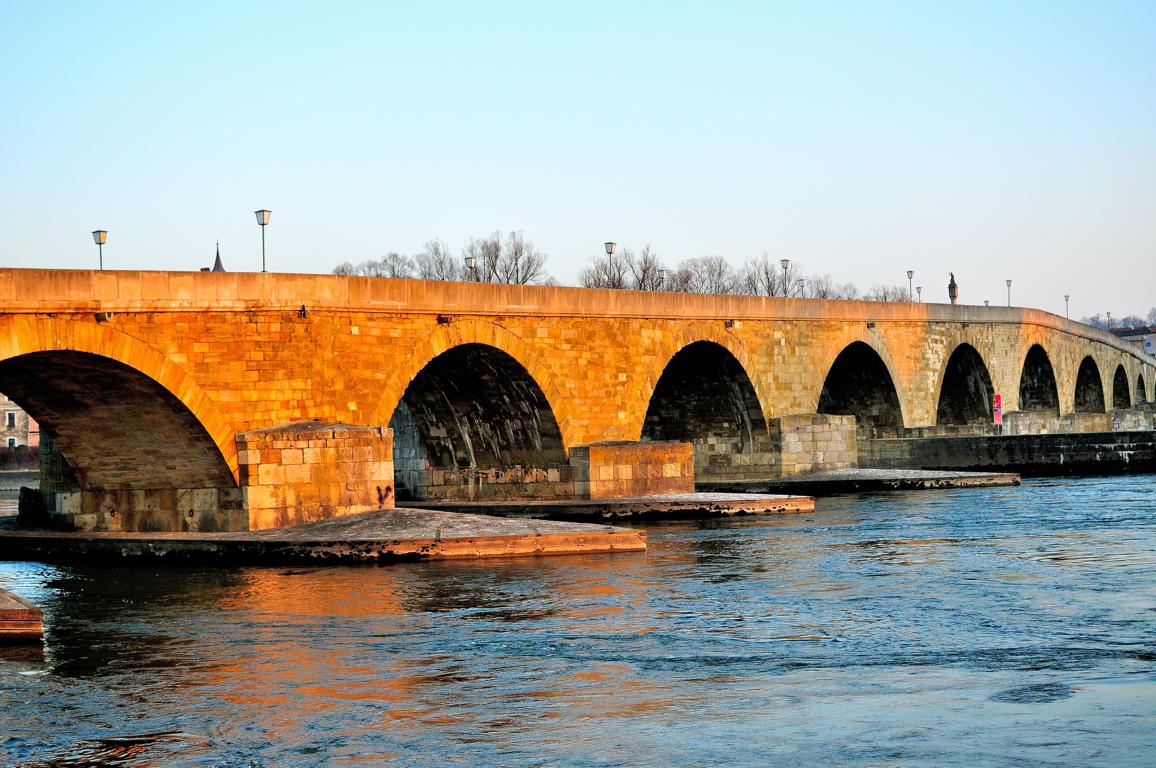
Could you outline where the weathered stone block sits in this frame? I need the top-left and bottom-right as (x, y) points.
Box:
(571, 441), (694, 499)
(238, 422), (394, 530)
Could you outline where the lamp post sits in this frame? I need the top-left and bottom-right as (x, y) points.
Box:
(1106, 311), (1112, 328)
(464, 255), (478, 281)
(1006, 278), (1012, 307)
(91, 230), (107, 270)
(780, 258), (791, 296)
(605, 241), (616, 259)
(796, 278), (804, 297)
(916, 286), (922, 302)
(907, 270), (914, 301)
(254, 210), (271, 272)
(1064, 294), (1070, 318)
(657, 267), (666, 290)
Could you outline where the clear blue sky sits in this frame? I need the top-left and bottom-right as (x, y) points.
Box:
(3, 1), (1154, 317)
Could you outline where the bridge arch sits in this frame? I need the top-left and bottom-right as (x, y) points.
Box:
(810, 330), (908, 428)
(387, 343), (566, 498)
(630, 324), (768, 438)
(1074, 356), (1106, 413)
(0, 315), (238, 483)
(641, 340), (771, 476)
(1018, 344), (1060, 413)
(1112, 364), (1131, 409)
(374, 318), (571, 447)
(935, 343), (995, 426)
(1138, 372), (1147, 404)
(817, 341), (904, 435)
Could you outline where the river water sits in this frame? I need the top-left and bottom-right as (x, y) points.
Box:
(1, 476), (1154, 766)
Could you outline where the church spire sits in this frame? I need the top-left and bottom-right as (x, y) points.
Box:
(212, 241), (225, 272)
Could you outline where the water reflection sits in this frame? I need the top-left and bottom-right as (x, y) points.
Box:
(1, 476), (1155, 766)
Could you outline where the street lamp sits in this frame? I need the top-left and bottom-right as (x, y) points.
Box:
(605, 241), (616, 257)
(464, 255), (478, 281)
(657, 268), (666, 290)
(1005, 278), (1012, 307)
(1064, 294), (1070, 318)
(916, 286), (922, 302)
(796, 278), (804, 297)
(254, 209), (271, 272)
(907, 270), (914, 301)
(91, 230), (107, 270)
(780, 258), (791, 295)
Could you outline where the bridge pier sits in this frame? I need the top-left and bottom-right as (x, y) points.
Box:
(35, 422), (395, 533)
(237, 422), (394, 530)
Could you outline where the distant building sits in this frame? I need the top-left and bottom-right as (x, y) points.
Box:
(201, 242), (226, 272)
(0, 392), (38, 449)
(1111, 326), (1156, 357)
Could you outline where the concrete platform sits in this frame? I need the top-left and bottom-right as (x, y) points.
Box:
(0, 508), (646, 564)
(417, 492), (815, 521)
(0, 587), (43, 643)
(699, 468), (1021, 496)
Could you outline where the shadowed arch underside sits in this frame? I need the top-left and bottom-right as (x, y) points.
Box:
(1112, 365), (1131, 409)
(1019, 345), (1059, 413)
(388, 343), (565, 498)
(641, 341), (771, 479)
(1138, 374), (1147, 404)
(1074, 357), (1105, 413)
(818, 342), (903, 435)
(936, 344), (995, 426)
(0, 351), (235, 492)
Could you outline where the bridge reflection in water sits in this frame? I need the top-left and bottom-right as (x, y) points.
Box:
(1, 475), (1153, 766)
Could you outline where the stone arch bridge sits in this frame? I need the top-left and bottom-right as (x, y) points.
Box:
(1, 269), (1150, 531)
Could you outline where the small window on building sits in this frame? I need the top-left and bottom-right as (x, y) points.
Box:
(4, 412), (14, 428)
(6, 438), (15, 448)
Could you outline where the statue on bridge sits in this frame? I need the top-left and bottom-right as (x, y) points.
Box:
(948, 273), (958, 305)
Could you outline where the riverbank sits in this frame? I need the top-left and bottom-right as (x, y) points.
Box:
(417, 491), (813, 520)
(0, 507), (646, 564)
(861, 430), (1156, 475)
(0, 470), (37, 492)
(698, 468), (1020, 496)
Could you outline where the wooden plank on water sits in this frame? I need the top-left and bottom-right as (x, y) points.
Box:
(0, 587), (43, 642)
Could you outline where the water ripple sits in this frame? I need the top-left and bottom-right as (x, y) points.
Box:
(1, 476), (1155, 766)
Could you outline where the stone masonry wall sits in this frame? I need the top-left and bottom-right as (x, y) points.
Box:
(570, 441), (695, 499)
(400, 465), (579, 502)
(860, 431), (1156, 475)
(772, 414), (858, 476)
(238, 422), (393, 531)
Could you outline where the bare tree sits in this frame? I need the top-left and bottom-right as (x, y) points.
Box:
(462, 231), (549, 284)
(736, 253), (783, 296)
(866, 284), (909, 302)
(498, 231), (548, 284)
(805, 274), (859, 300)
(629, 244), (666, 290)
(579, 248), (631, 289)
(415, 239), (460, 280)
(677, 255), (738, 294)
(734, 253), (814, 297)
(462, 233), (503, 282)
(332, 252), (415, 278)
